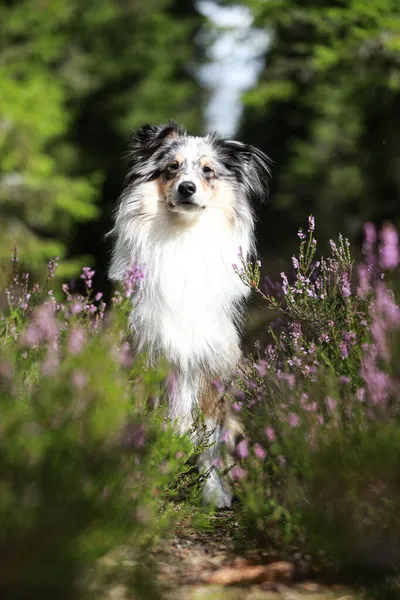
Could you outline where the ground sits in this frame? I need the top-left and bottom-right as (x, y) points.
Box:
(152, 510), (362, 600)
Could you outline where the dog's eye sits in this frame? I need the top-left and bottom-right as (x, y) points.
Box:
(203, 165), (214, 176)
(168, 161), (180, 172)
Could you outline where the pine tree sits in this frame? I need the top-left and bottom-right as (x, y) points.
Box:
(236, 0), (400, 257)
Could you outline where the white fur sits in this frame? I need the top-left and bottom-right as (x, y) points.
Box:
(109, 179), (253, 507)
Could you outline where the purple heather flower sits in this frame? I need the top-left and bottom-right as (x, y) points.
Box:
(95, 292), (103, 301)
(212, 379), (224, 394)
(363, 222), (377, 265)
(292, 256), (300, 270)
(288, 412), (300, 428)
(340, 375), (351, 385)
(255, 360), (267, 377)
(329, 240), (337, 254)
(70, 299), (83, 314)
(68, 326), (86, 354)
(166, 370), (178, 397)
(72, 369), (87, 389)
(80, 266), (95, 289)
(236, 439), (249, 459)
(265, 426), (276, 442)
(231, 467), (247, 480)
(341, 272), (351, 298)
(325, 397), (337, 411)
(21, 303), (59, 347)
(308, 215), (315, 232)
(220, 430), (230, 443)
(47, 257), (59, 280)
(360, 349), (391, 406)
(357, 264), (371, 298)
(375, 282), (400, 327)
(339, 341), (348, 359)
(357, 387), (366, 402)
(232, 401), (243, 412)
(379, 223), (399, 270)
(123, 264), (144, 298)
(254, 443), (267, 460)
(298, 229), (306, 241)
(364, 222), (377, 245)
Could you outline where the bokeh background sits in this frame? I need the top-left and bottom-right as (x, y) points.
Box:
(1, 0), (399, 297)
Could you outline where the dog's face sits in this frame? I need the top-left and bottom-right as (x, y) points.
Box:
(125, 121), (271, 221)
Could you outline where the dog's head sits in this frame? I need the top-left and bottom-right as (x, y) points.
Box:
(126, 120), (272, 220)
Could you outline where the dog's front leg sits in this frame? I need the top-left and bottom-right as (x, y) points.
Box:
(197, 378), (237, 509)
(196, 417), (233, 508)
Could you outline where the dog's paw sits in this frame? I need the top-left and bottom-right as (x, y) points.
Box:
(202, 475), (232, 509)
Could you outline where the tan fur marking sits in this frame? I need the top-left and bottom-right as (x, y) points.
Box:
(156, 176), (175, 201)
(199, 374), (244, 448)
(212, 180), (235, 226)
(199, 377), (227, 424)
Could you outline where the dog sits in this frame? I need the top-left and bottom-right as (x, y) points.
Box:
(108, 121), (271, 507)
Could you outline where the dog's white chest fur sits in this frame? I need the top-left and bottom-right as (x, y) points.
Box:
(111, 182), (250, 375)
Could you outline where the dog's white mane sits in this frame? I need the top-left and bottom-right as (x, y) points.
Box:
(109, 180), (253, 370)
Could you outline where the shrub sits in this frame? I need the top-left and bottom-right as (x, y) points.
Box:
(0, 252), (194, 599)
(232, 218), (400, 571)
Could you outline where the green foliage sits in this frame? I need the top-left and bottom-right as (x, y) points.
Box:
(0, 0), (205, 281)
(235, 0), (400, 257)
(233, 218), (400, 573)
(0, 257), (200, 599)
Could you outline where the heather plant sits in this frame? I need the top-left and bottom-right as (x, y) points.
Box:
(232, 218), (400, 572)
(0, 253), (198, 600)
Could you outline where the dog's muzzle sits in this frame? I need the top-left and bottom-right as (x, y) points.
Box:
(171, 180), (205, 210)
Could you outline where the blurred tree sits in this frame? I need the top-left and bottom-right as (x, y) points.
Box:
(228, 0), (400, 258)
(0, 0), (205, 286)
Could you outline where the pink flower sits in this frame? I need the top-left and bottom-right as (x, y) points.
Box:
(357, 264), (371, 298)
(80, 266), (95, 289)
(255, 360), (267, 377)
(288, 413), (300, 428)
(254, 443), (267, 460)
(68, 326), (86, 354)
(212, 379), (224, 394)
(379, 223), (399, 270)
(341, 273), (351, 298)
(124, 264), (144, 298)
(265, 426), (276, 442)
(357, 388), (366, 402)
(220, 430), (230, 443)
(236, 439), (249, 459)
(339, 341), (348, 359)
(231, 466), (247, 480)
(72, 369), (87, 389)
(42, 353), (59, 376)
(325, 396), (336, 411)
(21, 303), (59, 347)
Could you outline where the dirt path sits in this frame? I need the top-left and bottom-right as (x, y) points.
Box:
(152, 511), (362, 600)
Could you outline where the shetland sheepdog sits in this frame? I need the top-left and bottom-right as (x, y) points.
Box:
(108, 121), (271, 507)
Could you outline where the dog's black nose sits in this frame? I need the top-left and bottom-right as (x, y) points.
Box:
(178, 181), (196, 198)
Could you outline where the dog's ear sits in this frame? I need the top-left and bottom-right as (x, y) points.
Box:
(217, 138), (273, 202)
(132, 120), (187, 157)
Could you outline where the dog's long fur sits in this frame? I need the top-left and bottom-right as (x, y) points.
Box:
(108, 121), (271, 507)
